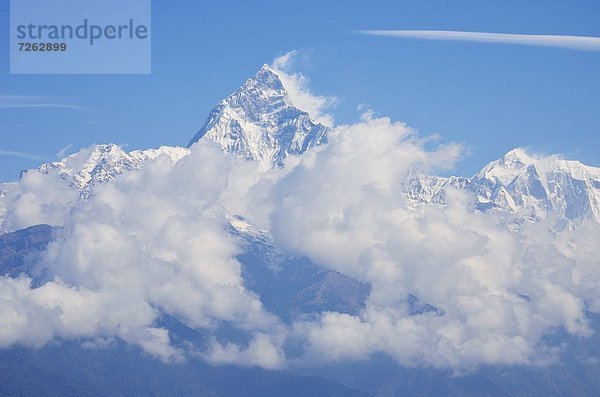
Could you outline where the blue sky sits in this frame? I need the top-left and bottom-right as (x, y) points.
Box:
(1, 0), (599, 181)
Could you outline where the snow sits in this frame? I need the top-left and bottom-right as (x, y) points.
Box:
(187, 64), (329, 169)
(406, 147), (600, 227)
(1, 67), (599, 233)
(36, 144), (190, 197)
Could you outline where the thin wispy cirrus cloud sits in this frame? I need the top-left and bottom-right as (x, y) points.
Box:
(0, 149), (48, 161)
(55, 143), (74, 159)
(356, 30), (600, 52)
(0, 95), (85, 111)
(0, 139), (72, 162)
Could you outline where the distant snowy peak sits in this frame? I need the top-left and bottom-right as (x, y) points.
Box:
(36, 144), (190, 197)
(406, 148), (600, 225)
(472, 149), (600, 221)
(475, 148), (537, 186)
(188, 64), (329, 169)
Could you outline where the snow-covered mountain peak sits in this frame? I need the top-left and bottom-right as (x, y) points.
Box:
(475, 148), (537, 185)
(404, 148), (600, 226)
(500, 147), (536, 167)
(187, 64), (329, 169)
(476, 148), (600, 186)
(36, 144), (189, 197)
(504, 147), (532, 159)
(60, 143), (126, 171)
(246, 64), (286, 93)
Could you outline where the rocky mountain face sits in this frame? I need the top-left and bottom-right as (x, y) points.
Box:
(0, 224), (56, 278)
(187, 64), (329, 170)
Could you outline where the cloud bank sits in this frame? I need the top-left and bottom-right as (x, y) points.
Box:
(0, 144), (285, 365)
(357, 30), (600, 52)
(269, 115), (598, 369)
(1, 112), (599, 371)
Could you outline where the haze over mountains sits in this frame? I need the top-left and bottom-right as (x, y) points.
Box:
(1, 62), (599, 396)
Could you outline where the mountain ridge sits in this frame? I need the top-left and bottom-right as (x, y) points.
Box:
(405, 148), (600, 226)
(35, 143), (190, 198)
(0, 66), (599, 231)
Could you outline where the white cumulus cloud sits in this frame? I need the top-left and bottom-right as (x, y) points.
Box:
(271, 51), (337, 127)
(1, 104), (599, 372)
